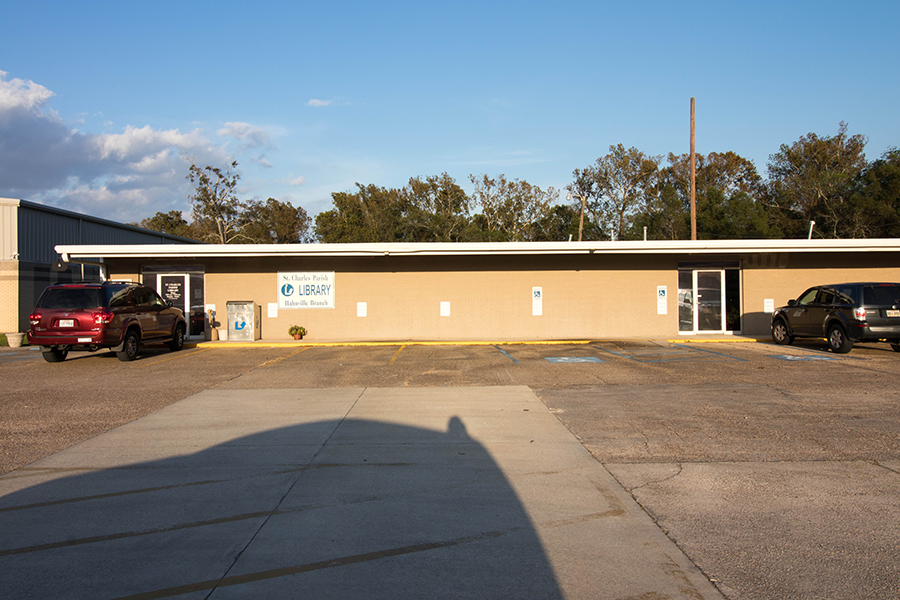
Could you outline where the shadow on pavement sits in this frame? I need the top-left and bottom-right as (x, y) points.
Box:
(0, 417), (563, 599)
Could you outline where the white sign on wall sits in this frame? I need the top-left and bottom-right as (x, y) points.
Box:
(277, 272), (335, 309)
(532, 287), (543, 316)
(657, 286), (667, 315)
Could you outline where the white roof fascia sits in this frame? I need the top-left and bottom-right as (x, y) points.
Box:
(55, 239), (900, 261)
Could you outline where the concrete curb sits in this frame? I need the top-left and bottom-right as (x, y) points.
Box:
(188, 337), (766, 349)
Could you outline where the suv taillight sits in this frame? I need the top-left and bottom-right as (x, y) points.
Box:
(29, 312), (41, 326)
(93, 310), (114, 324)
(853, 307), (867, 321)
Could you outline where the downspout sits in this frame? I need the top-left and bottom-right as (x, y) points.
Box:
(58, 252), (107, 281)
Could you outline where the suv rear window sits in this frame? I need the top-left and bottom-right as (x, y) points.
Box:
(38, 285), (131, 309)
(863, 284), (900, 306)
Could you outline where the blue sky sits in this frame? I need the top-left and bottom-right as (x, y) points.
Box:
(2, 1), (898, 224)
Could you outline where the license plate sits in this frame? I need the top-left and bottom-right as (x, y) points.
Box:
(59, 319), (74, 327)
(887, 310), (900, 318)
(77, 337), (92, 343)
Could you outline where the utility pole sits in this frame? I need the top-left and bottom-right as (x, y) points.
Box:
(690, 97), (697, 241)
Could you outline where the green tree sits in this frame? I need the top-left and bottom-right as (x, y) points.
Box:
(657, 151), (767, 240)
(185, 157), (247, 244)
(403, 173), (471, 241)
(533, 204), (584, 241)
(695, 189), (774, 239)
(668, 151), (764, 203)
(765, 122), (868, 238)
(468, 174), (557, 242)
(242, 198), (312, 243)
(315, 184), (408, 243)
(132, 210), (197, 240)
(630, 180), (689, 240)
(570, 144), (661, 240)
(844, 148), (900, 238)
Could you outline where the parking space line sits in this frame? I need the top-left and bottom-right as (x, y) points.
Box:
(494, 345), (520, 364)
(259, 346), (313, 367)
(388, 345), (406, 365)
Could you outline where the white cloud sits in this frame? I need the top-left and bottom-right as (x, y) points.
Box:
(0, 71), (233, 222)
(288, 176), (307, 186)
(217, 121), (270, 149)
(0, 70), (54, 113)
(308, 99), (332, 107)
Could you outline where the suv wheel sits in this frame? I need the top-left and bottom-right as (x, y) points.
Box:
(41, 347), (68, 363)
(827, 324), (853, 354)
(117, 330), (140, 362)
(772, 319), (793, 345)
(168, 324), (185, 352)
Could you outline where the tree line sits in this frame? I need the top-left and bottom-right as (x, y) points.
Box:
(134, 123), (900, 243)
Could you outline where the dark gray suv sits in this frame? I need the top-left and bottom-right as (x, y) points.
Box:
(771, 283), (900, 353)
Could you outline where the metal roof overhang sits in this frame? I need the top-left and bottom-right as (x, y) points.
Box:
(55, 239), (900, 262)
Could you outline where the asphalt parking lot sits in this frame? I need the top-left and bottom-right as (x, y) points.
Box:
(1, 339), (899, 599)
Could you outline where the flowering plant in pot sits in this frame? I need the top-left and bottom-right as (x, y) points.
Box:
(288, 325), (307, 340)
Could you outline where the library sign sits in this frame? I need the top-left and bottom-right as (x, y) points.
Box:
(277, 272), (335, 309)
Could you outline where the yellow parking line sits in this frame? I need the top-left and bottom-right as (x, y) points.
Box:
(195, 340), (596, 348)
(389, 345), (406, 365)
(260, 346), (313, 367)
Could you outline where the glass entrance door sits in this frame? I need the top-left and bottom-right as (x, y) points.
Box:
(694, 270), (725, 332)
(157, 274), (204, 339)
(678, 269), (726, 334)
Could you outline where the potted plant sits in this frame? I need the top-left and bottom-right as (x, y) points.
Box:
(4, 332), (25, 348)
(288, 325), (307, 340)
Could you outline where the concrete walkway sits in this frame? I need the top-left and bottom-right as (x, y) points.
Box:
(0, 386), (722, 599)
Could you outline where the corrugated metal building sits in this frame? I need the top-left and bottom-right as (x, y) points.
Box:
(0, 198), (200, 334)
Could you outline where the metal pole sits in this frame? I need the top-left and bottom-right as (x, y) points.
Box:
(690, 97), (697, 241)
(578, 195), (586, 242)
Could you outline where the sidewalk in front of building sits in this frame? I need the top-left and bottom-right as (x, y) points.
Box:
(0, 386), (723, 599)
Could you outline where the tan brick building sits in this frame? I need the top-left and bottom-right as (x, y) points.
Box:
(52, 239), (900, 342)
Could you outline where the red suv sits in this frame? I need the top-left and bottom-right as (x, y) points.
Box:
(27, 281), (187, 363)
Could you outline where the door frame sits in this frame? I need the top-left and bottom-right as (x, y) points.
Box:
(692, 269), (726, 334)
(679, 267), (733, 335)
(156, 273), (202, 340)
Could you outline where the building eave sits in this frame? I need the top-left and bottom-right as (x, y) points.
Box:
(54, 239), (900, 261)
